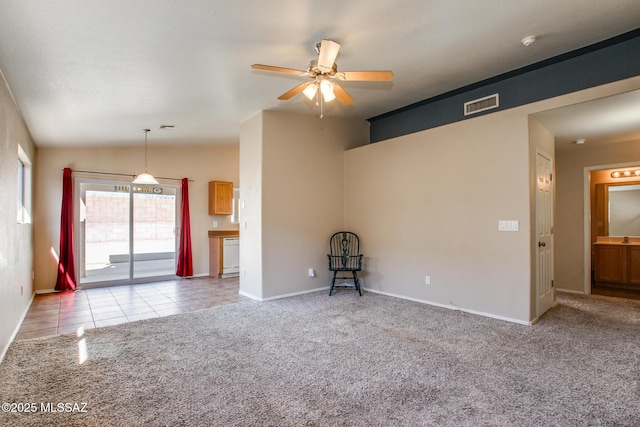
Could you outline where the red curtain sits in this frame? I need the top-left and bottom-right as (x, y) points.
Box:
(176, 178), (193, 277)
(55, 168), (77, 291)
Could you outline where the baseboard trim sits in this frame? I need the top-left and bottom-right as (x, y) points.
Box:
(0, 292), (35, 364)
(556, 288), (585, 295)
(363, 287), (532, 326)
(35, 288), (57, 295)
(239, 286), (330, 302)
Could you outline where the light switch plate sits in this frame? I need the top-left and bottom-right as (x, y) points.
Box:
(498, 220), (519, 231)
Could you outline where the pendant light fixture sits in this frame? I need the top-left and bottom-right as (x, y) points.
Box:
(132, 128), (159, 185)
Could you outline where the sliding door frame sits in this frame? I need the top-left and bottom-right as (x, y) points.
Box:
(74, 176), (181, 289)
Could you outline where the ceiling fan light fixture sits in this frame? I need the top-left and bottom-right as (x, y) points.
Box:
(251, 39), (393, 113)
(132, 128), (159, 185)
(303, 82), (318, 100)
(320, 79), (336, 102)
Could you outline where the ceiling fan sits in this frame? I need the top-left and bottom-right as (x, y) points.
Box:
(251, 39), (393, 116)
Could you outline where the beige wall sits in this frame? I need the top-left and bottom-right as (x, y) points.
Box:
(34, 144), (239, 292)
(555, 138), (640, 293)
(0, 72), (36, 360)
(345, 108), (532, 322)
(239, 110), (369, 300)
(344, 76), (640, 323)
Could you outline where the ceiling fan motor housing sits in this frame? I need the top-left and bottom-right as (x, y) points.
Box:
(307, 59), (337, 77)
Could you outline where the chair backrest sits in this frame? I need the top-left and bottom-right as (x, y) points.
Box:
(328, 231), (361, 270)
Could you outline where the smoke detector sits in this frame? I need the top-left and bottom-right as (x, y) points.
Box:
(521, 36), (536, 47)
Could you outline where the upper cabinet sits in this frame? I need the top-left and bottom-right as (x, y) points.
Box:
(208, 181), (233, 215)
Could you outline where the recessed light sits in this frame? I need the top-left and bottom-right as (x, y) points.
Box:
(521, 36), (536, 47)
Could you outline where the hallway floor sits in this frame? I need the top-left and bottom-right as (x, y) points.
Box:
(15, 277), (247, 341)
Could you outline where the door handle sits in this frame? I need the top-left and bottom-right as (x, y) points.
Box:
(538, 242), (546, 247)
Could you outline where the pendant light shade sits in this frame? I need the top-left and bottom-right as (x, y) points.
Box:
(132, 171), (158, 185)
(133, 128), (158, 185)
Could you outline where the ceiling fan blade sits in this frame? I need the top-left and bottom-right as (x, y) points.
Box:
(317, 39), (340, 72)
(277, 82), (309, 100)
(339, 70), (394, 81)
(251, 64), (306, 75)
(333, 83), (355, 105)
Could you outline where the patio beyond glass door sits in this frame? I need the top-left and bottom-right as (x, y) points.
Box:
(78, 180), (177, 286)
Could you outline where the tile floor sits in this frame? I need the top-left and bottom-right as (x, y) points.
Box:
(15, 276), (247, 341)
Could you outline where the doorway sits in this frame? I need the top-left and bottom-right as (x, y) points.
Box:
(77, 179), (178, 287)
(586, 164), (640, 300)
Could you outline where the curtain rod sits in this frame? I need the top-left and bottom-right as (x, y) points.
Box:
(66, 169), (193, 182)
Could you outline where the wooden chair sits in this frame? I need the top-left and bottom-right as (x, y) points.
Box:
(327, 231), (363, 296)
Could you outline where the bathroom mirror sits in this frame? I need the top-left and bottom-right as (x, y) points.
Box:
(595, 182), (640, 236)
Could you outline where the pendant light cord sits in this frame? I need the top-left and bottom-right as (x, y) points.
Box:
(143, 128), (150, 171)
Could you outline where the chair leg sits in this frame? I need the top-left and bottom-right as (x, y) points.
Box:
(353, 271), (362, 296)
(329, 271), (337, 296)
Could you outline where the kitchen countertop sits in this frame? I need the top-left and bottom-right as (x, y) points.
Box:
(208, 230), (240, 237)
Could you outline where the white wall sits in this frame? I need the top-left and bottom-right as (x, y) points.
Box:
(34, 144), (239, 292)
(0, 72), (35, 360)
(239, 110), (369, 300)
(238, 112), (263, 298)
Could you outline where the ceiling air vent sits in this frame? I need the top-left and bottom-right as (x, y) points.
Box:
(464, 94), (499, 116)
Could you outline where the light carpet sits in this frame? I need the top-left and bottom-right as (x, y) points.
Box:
(0, 290), (639, 426)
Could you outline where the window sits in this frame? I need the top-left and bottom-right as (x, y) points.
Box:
(17, 144), (32, 224)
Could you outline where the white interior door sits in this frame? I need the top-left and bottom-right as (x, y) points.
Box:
(536, 150), (555, 317)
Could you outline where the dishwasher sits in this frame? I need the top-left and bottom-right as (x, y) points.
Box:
(222, 237), (240, 277)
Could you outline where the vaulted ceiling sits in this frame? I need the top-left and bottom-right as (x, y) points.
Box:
(0, 0), (639, 147)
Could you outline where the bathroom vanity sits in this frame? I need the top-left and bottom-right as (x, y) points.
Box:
(593, 237), (640, 288)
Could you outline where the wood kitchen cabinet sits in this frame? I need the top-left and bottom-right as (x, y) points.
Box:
(209, 237), (225, 277)
(208, 230), (239, 277)
(208, 181), (233, 215)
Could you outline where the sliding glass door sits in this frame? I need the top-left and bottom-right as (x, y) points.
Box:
(77, 179), (178, 287)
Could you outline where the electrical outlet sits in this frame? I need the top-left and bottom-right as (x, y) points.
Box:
(308, 268), (315, 277)
(425, 275), (431, 285)
(213, 221), (218, 228)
